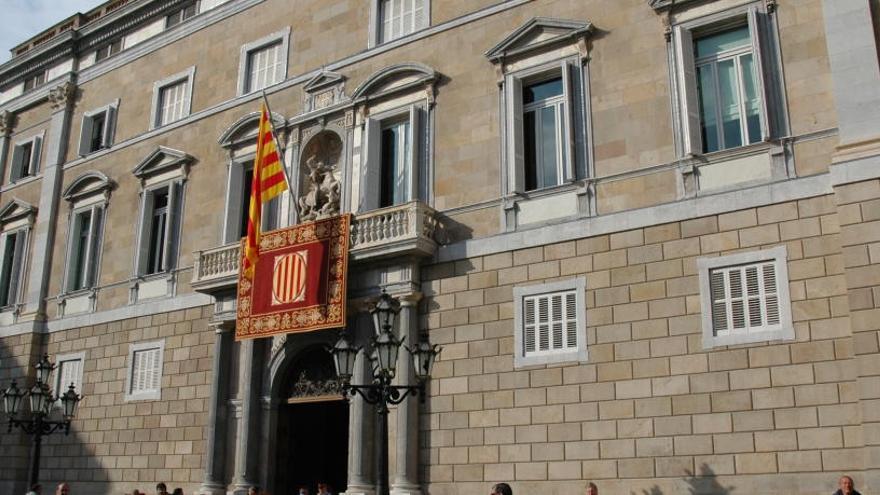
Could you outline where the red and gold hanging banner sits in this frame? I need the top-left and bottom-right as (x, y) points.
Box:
(236, 214), (350, 340)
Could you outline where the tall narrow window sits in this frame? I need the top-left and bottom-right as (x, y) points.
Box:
(9, 136), (42, 182)
(695, 25), (763, 153)
(523, 77), (566, 191)
(246, 41), (284, 93)
(380, 0), (427, 43)
(23, 71), (46, 92)
(147, 189), (169, 275)
(66, 206), (104, 292)
(95, 39), (122, 62)
(79, 103), (117, 156)
(136, 181), (184, 277)
(380, 119), (411, 207)
(0, 230), (26, 308)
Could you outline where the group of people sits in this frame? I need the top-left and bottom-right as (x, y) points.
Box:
(490, 475), (862, 495)
(128, 482), (184, 495)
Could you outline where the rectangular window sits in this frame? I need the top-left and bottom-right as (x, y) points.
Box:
(23, 71), (46, 92)
(697, 246), (793, 348)
(95, 38), (122, 62)
(54, 353), (85, 397)
(126, 341), (164, 401)
(380, 0), (427, 43)
(380, 119), (411, 207)
(166, 2), (198, 28)
(513, 278), (587, 368)
(137, 182), (183, 276)
(245, 41), (284, 93)
(78, 104), (117, 155)
(9, 136), (42, 182)
(0, 230), (26, 308)
(674, 7), (777, 156)
(505, 59), (588, 193)
(363, 105), (423, 211)
(224, 161), (280, 244)
(65, 206), (104, 292)
(157, 80), (188, 126)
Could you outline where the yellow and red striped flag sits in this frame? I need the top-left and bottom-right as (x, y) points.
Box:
(243, 103), (288, 279)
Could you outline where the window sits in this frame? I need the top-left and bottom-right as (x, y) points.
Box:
(65, 206), (104, 292)
(78, 102), (118, 155)
(363, 105), (423, 211)
(94, 39), (122, 62)
(506, 59), (588, 192)
(697, 246), (793, 348)
(166, 1), (198, 28)
(23, 71), (46, 92)
(54, 352), (86, 398)
(9, 135), (42, 182)
(0, 229), (27, 309)
(513, 278), (587, 368)
(673, 6), (780, 156)
(126, 341), (164, 401)
(137, 183), (183, 276)
(150, 67), (195, 129)
(224, 161), (279, 243)
(237, 29), (290, 95)
(379, 0), (428, 43)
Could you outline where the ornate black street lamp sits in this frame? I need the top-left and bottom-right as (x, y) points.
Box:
(2, 354), (82, 489)
(331, 291), (440, 495)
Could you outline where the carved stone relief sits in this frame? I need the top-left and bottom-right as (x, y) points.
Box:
(298, 131), (343, 222)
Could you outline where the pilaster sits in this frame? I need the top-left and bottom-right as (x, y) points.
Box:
(345, 312), (376, 495)
(232, 338), (263, 493)
(199, 321), (234, 495)
(391, 293), (422, 495)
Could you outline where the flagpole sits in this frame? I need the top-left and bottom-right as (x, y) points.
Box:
(260, 90), (297, 201)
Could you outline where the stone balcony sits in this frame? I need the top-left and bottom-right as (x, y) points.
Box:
(191, 201), (439, 294)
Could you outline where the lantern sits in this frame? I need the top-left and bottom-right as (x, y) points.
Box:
(59, 384), (81, 420)
(373, 330), (401, 378)
(411, 340), (440, 382)
(35, 354), (54, 386)
(370, 291), (400, 336)
(2, 380), (24, 416)
(330, 334), (359, 383)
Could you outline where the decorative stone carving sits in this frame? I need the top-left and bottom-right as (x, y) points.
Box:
(0, 110), (16, 136)
(48, 81), (77, 110)
(289, 371), (342, 399)
(298, 131), (343, 222)
(302, 70), (347, 113)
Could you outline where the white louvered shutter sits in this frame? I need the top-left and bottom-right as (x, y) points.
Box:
(58, 359), (82, 392)
(709, 261), (781, 335)
(523, 289), (579, 357)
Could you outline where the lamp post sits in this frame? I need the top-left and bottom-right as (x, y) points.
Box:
(2, 354), (82, 489)
(331, 291), (440, 495)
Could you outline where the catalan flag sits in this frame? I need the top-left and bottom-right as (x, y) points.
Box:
(243, 103), (288, 279)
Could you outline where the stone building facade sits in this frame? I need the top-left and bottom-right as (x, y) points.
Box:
(0, 0), (878, 494)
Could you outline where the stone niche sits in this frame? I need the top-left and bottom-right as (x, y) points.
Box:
(297, 130), (343, 222)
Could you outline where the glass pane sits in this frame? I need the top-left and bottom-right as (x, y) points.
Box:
(395, 121), (411, 205)
(697, 64), (720, 153)
(523, 78), (563, 104)
(524, 110), (537, 191)
(72, 211), (92, 290)
(540, 106), (559, 187)
(695, 25), (751, 58)
(741, 53), (763, 144)
(718, 59), (743, 149)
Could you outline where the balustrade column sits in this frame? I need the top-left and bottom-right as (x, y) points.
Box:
(391, 294), (422, 495)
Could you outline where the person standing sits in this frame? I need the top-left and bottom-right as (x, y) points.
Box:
(54, 483), (70, 495)
(586, 482), (598, 495)
(155, 483), (169, 495)
(833, 475), (861, 495)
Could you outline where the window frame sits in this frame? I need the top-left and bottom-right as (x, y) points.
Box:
(125, 340), (164, 402)
(94, 38), (123, 62)
(9, 133), (43, 182)
(362, 104), (424, 211)
(63, 203), (106, 294)
(0, 227), (29, 311)
(697, 245), (794, 349)
(23, 71), (47, 92)
(671, 3), (784, 157)
(513, 277), (587, 368)
(135, 180), (185, 277)
(149, 67), (196, 129)
(369, 0), (430, 47)
(165, 1), (199, 28)
(237, 28), (291, 96)
(78, 100), (119, 156)
(53, 351), (86, 404)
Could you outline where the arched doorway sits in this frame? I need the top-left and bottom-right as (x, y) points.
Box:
(275, 345), (349, 493)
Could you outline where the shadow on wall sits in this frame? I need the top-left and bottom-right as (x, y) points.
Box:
(633, 464), (735, 495)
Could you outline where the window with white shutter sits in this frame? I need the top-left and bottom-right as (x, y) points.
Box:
(514, 278), (587, 368)
(378, 0), (428, 43)
(126, 341), (164, 401)
(150, 67), (195, 129)
(54, 352), (86, 401)
(698, 246), (793, 348)
(237, 29), (290, 95)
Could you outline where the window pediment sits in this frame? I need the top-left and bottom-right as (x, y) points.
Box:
(132, 146), (194, 180)
(485, 17), (593, 65)
(63, 171), (114, 202)
(304, 70), (346, 94)
(0, 199), (37, 226)
(218, 112), (286, 149)
(351, 63), (438, 101)
(648, 0), (708, 12)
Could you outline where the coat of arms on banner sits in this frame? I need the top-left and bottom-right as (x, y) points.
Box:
(236, 214), (350, 340)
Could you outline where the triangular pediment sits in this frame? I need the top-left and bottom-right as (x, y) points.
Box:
(63, 171), (114, 202)
(303, 70), (346, 94)
(485, 17), (593, 63)
(132, 146), (194, 179)
(0, 199), (37, 225)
